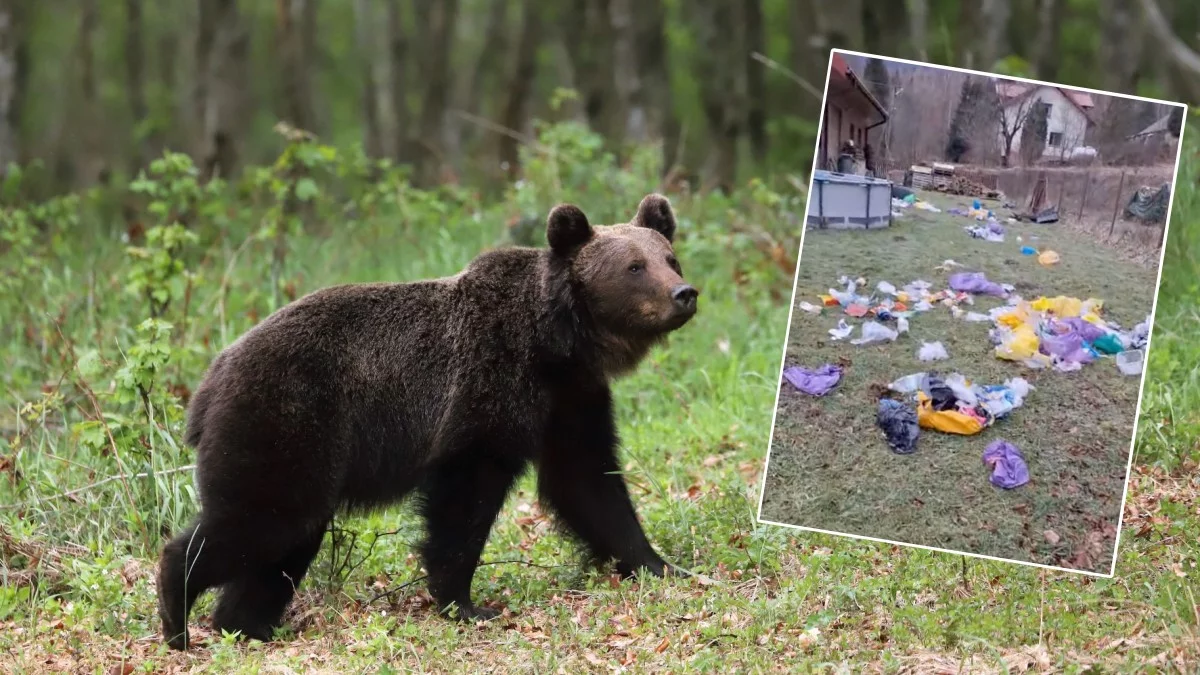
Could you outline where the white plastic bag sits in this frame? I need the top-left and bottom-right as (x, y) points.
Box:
(799, 301), (821, 314)
(918, 342), (949, 361)
(889, 372), (928, 394)
(851, 321), (899, 346)
(877, 281), (897, 296)
(1117, 349), (1144, 376)
(829, 319), (853, 340)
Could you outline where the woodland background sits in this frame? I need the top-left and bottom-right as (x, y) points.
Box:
(2, 0), (1200, 201)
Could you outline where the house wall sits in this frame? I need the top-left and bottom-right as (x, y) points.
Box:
(1001, 87), (1090, 159)
(821, 99), (871, 171)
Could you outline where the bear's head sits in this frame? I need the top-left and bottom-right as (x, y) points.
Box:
(544, 193), (698, 374)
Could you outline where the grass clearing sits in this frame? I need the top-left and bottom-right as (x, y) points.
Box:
(0, 121), (1197, 672)
(760, 188), (1160, 574)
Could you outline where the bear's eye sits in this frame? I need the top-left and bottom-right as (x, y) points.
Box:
(667, 256), (682, 274)
(628, 263), (644, 274)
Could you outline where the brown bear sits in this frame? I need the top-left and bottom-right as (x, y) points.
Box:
(157, 193), (699, 650)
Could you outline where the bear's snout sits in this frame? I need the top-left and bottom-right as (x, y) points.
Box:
(671, 284), (699, 316)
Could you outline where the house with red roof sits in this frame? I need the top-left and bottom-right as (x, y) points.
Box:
(996, 81), (1095, 163)
(818, 53), (889, 172)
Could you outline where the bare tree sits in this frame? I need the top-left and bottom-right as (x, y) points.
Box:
(908, 0), (928, 60)
(461, 0), (510, 135)
(497, 0), (540, 178)
(1100, 0), (1144, 94)
(562, 0), (623, 145)
(78, 0), (105, 185)
(996, 88), (1035, 167)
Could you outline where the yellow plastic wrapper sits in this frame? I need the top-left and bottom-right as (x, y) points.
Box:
(1030, 295), (1083, 317)
(916, 393), (985, 435)
(995, 324), (1040, 361)
(1038, 250), (1061, 266)
(819, 294), (839, 306)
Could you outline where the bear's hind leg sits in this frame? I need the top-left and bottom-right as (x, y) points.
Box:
(211, 528), (325, 643)
(157, 518), (247, 650)
(418, 452), (526, 621)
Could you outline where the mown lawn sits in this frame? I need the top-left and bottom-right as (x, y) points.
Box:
(759, 187), (1159, 575)
(0, 122), (1197, 673)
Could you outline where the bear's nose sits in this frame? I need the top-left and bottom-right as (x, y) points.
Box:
(672, 284), (698, 312)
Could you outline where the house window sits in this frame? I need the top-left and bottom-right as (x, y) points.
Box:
(1048, 132), (1063, 147)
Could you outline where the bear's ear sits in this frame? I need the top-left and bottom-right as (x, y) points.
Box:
(546, 203), (594, 257)
(632, 193), (676, 243)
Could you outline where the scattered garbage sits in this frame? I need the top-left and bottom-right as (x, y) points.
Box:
(918, 342), (949, 361)
(782, 364), (843, 396)
(877, 398), (920, 454)
(889, 371), (1032, 437)
(1038, 250), (1061, 266)
(1117, 349), (1144, 376)
(948, 272), (1009, 297)
(1125, 183), (1171, 223)
(851, 321), (900, 346)
(914, 200), (942, 212)
(1020, 246), (1037, 255)
(799, 301), (822, 314)
(982, 440), (1030, 489)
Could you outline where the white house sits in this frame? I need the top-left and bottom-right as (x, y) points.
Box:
(996, 82), (1094, 162)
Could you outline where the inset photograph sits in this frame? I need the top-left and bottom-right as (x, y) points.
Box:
(758, 49), (1186, 575)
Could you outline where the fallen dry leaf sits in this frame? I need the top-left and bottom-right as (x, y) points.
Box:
(1044, 530), (1061, 545)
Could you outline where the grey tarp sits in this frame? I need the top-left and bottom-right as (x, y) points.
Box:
(1124, 183), (1171, 223)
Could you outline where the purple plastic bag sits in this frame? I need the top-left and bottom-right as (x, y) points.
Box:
(1040, 331), (1095, 364)
(1058, 317), (1106, 343)
(948, 272), (1007, 297)
(987, 221), (1005, 235)
(982, 439), (1029, 489)
(782, 364), (842, 396)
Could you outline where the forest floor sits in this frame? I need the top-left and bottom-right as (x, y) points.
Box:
(0, 126), (1197, 673)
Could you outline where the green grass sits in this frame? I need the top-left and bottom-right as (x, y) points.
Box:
(759, 189), (1159, 574)
(0, 122), (1197, 673)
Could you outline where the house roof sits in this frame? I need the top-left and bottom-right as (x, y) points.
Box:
(1129, 113), (1178, 139)
(828, 53), (889, 125)
(996, 81), (1095, 123)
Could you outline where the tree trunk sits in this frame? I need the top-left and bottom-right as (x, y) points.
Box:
(744, 0), (766, 163)
(1100, 0), (1143, 94)
(354, 0), (383, 158)
(462, 0), (509, 125)
(497, 0), (540, 178)
(810, 0), (862, 52)
(979, 0), (1011, 69)
(788, 0), (827, 121)
(562, 0), (622, 144)
(78, 0), (106, 186)
(0, 0), (22, 172)
(632, 0), (677, 178)
(125, 0), (150, 168)
(610, 0), (644, 143)
(691, 0), (745, 193)
(1031, 0), (1063, 81)
(908, 0), (929, 60)
(385, 0), (411, 162)
(197, 0), (249, 181)
(276, 0), (319, 133)
(412, 0), (459, 186)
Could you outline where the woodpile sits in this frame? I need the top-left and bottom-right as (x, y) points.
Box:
(935, 175), (1005, 200)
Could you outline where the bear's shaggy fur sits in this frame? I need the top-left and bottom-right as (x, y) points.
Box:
(157, 193), (699, 650)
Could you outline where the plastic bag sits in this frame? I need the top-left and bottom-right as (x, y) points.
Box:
(982, 439), (1030, 489)
(944, 373), (979, 407)
(1038, 250), (1061, 266)
(829, 319), (853, 340)
(1093, 333), (1124, 355)
(916, 393), (985, 435)
(995, 324), (1040, 361)
(948, 272), (1007, 297)
(782, 364), (842, 396)
(1030, 295), (1083, 318)
(877, 399), (920, 454)
(851, 321), (899, 346)
(877, 281), (897, 295)
(798, 301), (822, 314)
(918, 342), (949, 361)
(889, 372), (928, 394)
